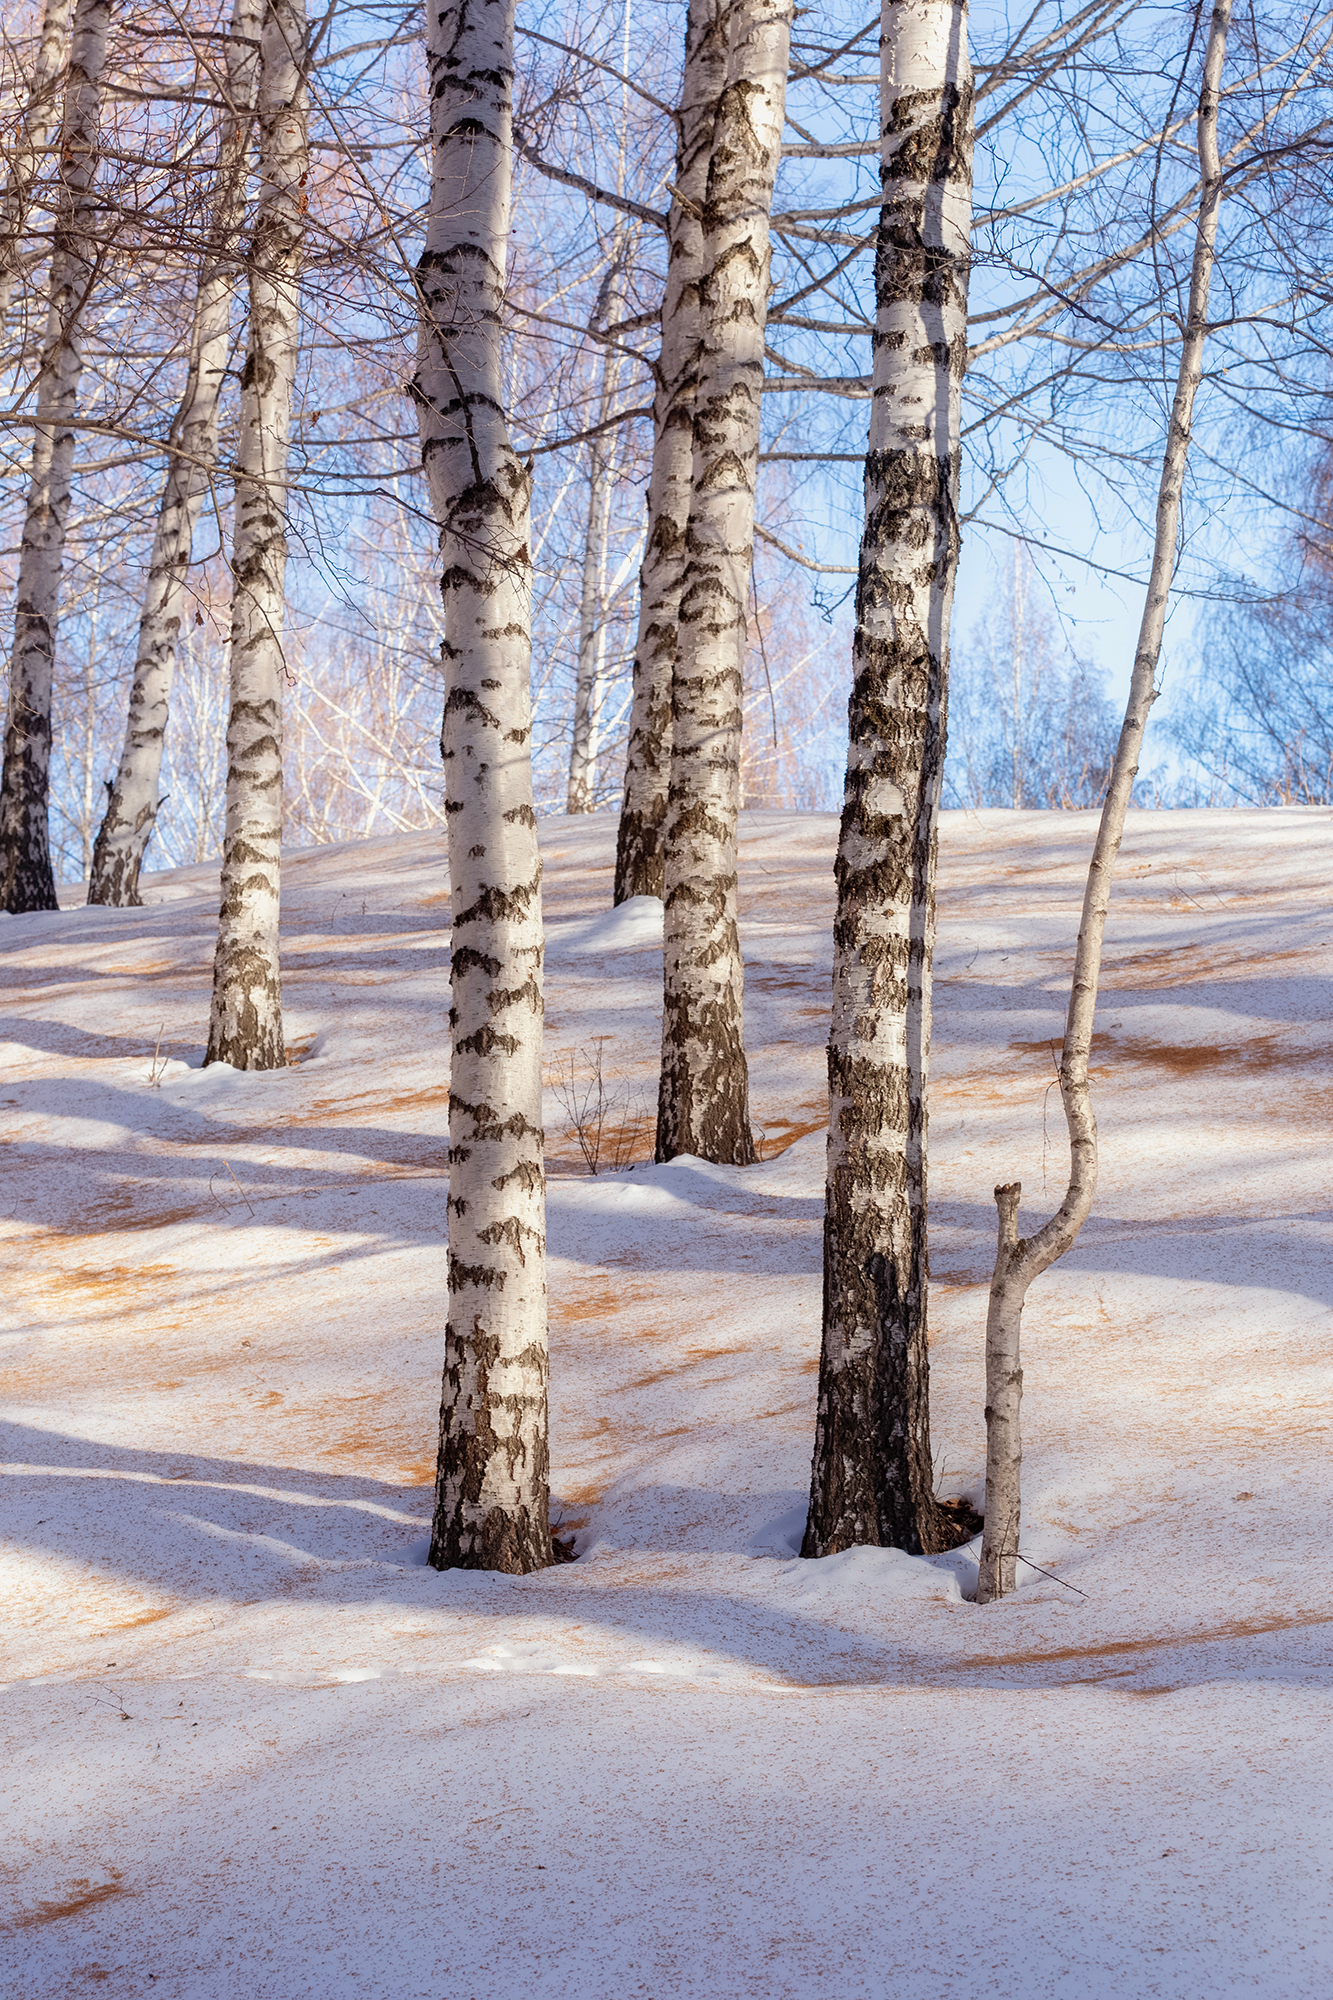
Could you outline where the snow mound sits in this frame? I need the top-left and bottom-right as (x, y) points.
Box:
(545, 893), (663, 957)
(773, 1543), (964, 1607)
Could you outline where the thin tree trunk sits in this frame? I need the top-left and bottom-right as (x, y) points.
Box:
(0, 0), (75, 328)
(802, 0), (973, 1559)
(656, 0), (789, 1165)
(568, 237), (627, 815)
(87, 0), (262, 908)
(413, 0), (551, 1575)
(0, 0), (110, 914)
(976, 0), (1232, 1604)
(204, 0), (307, 1068)
(613, 0), (726, 902)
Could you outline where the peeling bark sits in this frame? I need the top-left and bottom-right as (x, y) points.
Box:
(0, 0), (75, 327)
(204, 0), (306, 1069)
(976, 0), (1232, 1604)
(656, 0), (790, 1165)
(613, 0), (726, 899)
(803, 0), (973, 1559)
(88, 0), (261, 908)
(414, 0), (550, 1575)
(0, 0), (110, 914)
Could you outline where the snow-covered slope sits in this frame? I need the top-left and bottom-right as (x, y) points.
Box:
(3, 807), (1331, 1997)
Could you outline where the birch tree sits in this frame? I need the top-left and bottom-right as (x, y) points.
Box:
(88, 0), (261, 908)
(977, 0), (1233, 1603)
(656, 0), (790, 1165)
(802, 0), (973, 1559)
(0, 0), (110, 915)
(613, 0), (726, 899)
(204, 0), (307, 1068)
(568, 226), (630, 815)
(0, 0), (75, 330)
(414, 0), (551, 1574)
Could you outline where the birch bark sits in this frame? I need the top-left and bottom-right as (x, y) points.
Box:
(613, 0), (726, 901)
(413, 0), (551, 1573)
(656, 0), (790, 1165)
(802, 0), (973, 1558)
(88, 0), (261, 908)
(0, 0), (110, 914)
(976, 0), (1232, 1603)
(0, 0), (75, 328)
(204, 0), (307, 1069)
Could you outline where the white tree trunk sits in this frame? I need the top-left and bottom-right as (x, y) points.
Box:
(414, 0), (551, 1574)
(0, 0), (110, 914)
(0, 0), (75, 327)
(568, 240), (627, 815)
(88, 0), (262, 907)
(656, 0), (790, 1165)
(613, 0), (726, 900)
(204, 0), (307, 1068)
(976, 0), (1233, 1604)
(803, 0), (973, 1559)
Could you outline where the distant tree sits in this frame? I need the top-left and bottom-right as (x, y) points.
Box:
(204, 0), (308, 1070)
(1167, 571), (1333, 805)
(0, 0), (110, 913)
(945, 548), (1120, 810)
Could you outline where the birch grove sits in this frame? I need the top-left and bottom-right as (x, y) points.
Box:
(87, 0), (261, 907)
(976, 0), (1234, 1603)
(656, 0), (791, 1166)
(0, 0), (110, 915)
(803, 0), (973, 1559)
(204, 0), (308, 1069)
(414, 0), (551, 1574)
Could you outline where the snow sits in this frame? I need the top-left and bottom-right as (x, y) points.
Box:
(3, 805), (1333, 1997)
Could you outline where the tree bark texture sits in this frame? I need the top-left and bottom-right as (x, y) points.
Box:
(0, 0), (76, 327)
(976, 0), (1232, 1603)
(204, 0), (307, 1069)
(88, 0), (261, 907)
(0, 0), (110, 914)
(613, 0), (726, 899)
(656, 0), (790, 1166)
(414, 0), (551, 1575)
(803, 0), (973, 1559)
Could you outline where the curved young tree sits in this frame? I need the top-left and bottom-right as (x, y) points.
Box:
(656, 0), (790, 1165)
(977, 0), (1233, 1603)
(613, 0), (726, 901)
(88, 0), (262, 908)
(0, 0), (110, 914)
(204, 0), (307, 1069)
(803, 0), (973, 1559)
(414, 0), (551, 1573)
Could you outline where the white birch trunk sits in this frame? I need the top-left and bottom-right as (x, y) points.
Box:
(88, 0), (261, 907)
(613, 0), (727, 902)
(204, 0), (307, 1068)
(0, 0), (110, 913)
(0, 0), (75, 327)
(976, 0), (1233, 1603)
(568, 246), (627, 815)
(413, 0), (551, 1574)
(803, 0), (973, 1558)
(656, 0), (790, 1165)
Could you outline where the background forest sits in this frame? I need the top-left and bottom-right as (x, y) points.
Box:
(2, 0), (1332, 885)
